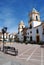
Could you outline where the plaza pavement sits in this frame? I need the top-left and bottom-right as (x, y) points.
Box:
(0, 42), (44, 65)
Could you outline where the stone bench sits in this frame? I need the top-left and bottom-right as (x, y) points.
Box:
(4, 46), (18, 56)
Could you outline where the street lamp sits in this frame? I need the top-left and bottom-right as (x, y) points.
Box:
(2, 27), (7, 52)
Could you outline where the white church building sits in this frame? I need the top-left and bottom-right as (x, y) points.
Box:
(17, 8), (44, 43)
(17, 20), (25, 42)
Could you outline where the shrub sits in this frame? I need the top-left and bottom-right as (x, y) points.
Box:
(38, 41), (44, 45)
(25, 41), (28, 44)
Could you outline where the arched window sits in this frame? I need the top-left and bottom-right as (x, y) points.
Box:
(36, 16), (38, 21)
(30, 36), (32, 41)
(36, 29), (39, 34)
(30, 24), (32, 29)
(22, 26), (23, 29)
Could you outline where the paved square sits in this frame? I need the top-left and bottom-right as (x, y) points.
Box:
(0, 42), (44, 65)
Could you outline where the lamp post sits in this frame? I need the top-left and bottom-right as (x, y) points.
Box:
(2, 27), (7, 52)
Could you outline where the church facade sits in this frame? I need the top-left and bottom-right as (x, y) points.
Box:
(18, 8), (44, 43)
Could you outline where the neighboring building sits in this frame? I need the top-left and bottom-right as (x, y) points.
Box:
(18, 8), (44, 42)
(9, 32), (17, 42)
(0, 32), (3, 41)
(0, 32), (9, 41)
(0, 30), (17, 42)
(4, 32), (9, 41)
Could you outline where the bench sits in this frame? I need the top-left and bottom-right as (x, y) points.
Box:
(4, 46), (18, 56)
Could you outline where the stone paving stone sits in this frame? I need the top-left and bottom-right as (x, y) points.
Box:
(3, 61), (11, 65)
(0, 43), (44, 65)
(28, 60), (41, 65)
(18, 55), (29, 59)
(2, 61), (24, 65)
(30, 56), (41, 60)
(24, 46), (36, 55)
(32, 53), (41, 57)
(43, 50), (44, 56)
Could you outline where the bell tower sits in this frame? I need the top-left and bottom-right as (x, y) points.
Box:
(29, 8), (40, 22)
(18, 20), (25, 33)
(28, 8), (41, 27)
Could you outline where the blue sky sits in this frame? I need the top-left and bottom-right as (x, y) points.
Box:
(0, 0), (44, 33)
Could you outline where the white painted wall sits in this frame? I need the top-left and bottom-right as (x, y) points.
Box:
(18, 32), (24, 42)
(33, 25), (42, 41)
(32, 21), (41, 27)
(26, 25), (43, 42)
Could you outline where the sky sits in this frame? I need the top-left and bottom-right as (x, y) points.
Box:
(0, 0), (44, 33)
